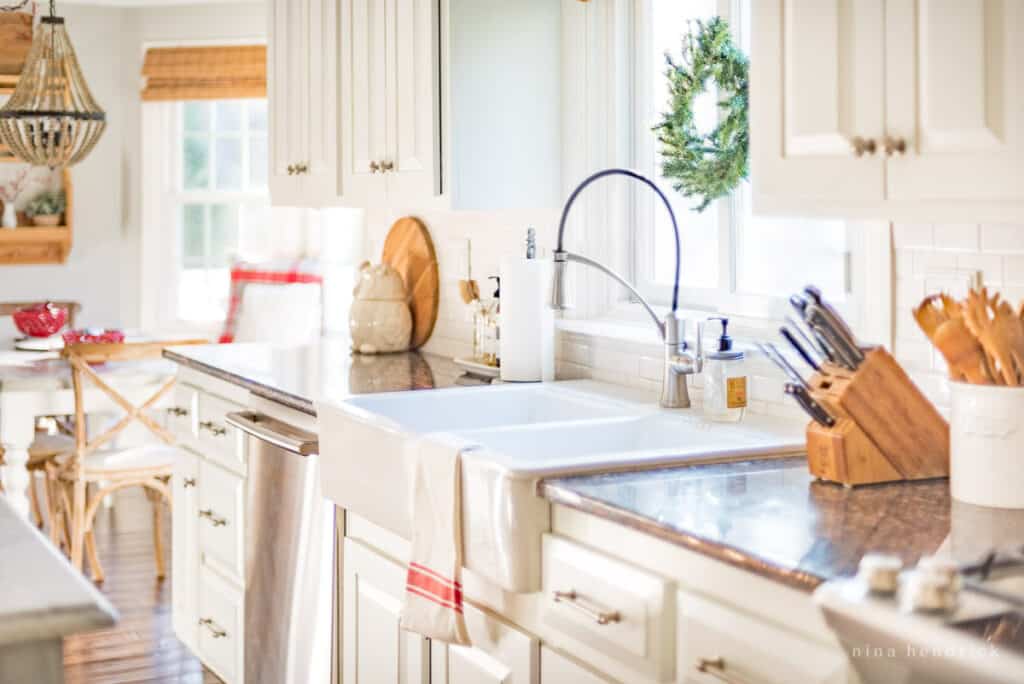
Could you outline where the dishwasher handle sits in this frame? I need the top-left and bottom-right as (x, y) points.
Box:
(225, 411), (319, 456)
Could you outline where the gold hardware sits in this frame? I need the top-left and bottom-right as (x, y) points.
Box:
(294, 162), (309, 174)
(199, 617), (228, 639)
(199, 420), (227, 437)
(552, 590), (620, 625)
(850, 136), (877, 157)
(286, 163), (296, 175)
(199, 509), (228, 527)
(883, 135), (907, 156)
(183, 477), (196, 488)
(696, 657), (744, 684)
(380, 160), (394, 172)
(369, 160), (381, 173)
(166, 406), (188, 417)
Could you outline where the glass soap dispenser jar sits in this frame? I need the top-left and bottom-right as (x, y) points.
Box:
(702, 317), (747, 422)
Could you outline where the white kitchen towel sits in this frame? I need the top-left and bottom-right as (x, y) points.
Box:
(400, 433), (474, 646)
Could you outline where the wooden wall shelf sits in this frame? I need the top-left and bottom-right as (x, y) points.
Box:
(0, 159), (74, 266)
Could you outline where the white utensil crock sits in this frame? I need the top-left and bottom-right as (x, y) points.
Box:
(950, 381), (1024, 509)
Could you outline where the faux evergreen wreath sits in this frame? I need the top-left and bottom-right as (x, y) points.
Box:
(655, 17), (749, 212)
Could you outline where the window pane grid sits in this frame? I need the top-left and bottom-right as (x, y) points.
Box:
(175, 99), (270, 322)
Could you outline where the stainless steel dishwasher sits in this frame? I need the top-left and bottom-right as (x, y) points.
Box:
(224, 410), (334, 684)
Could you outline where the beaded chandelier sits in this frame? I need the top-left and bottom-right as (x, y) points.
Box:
(0, 1), (106, 168)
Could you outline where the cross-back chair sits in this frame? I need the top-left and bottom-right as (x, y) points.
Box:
(47, 339), (204, 582)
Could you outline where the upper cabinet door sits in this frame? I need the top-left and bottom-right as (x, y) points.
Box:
(885, 0), (1024, 205)
(303, 0), (339, 202)
(751, 0), (886, 213)
(268, 0), (309, 206)
(339, 0), (389, 206)
(384, 0), (442, 204)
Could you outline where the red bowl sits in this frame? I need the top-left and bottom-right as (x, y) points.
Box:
(13, 302), (68, 338)
(62, 328), (125, 346)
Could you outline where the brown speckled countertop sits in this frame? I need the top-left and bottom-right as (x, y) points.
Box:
(164, 337), (475, 415)
(543, 458), (1024, 592)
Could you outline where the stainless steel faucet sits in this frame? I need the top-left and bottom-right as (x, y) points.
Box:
(549, 168), (703, 409)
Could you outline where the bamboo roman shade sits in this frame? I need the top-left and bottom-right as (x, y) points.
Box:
(141, 45), (266, 101)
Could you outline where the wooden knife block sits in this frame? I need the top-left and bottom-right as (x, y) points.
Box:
(804, 348), (949, 486)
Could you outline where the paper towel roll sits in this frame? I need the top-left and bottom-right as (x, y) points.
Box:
(499, 257), (554, 382)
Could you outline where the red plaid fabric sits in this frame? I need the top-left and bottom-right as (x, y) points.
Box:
(219, 259), (323, 343)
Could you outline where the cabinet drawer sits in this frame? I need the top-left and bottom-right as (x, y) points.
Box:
(196, 392), (246, 475)
(197, 565), (244, 684)
(677, 590), (849, 684)
(542, 534), (675, 682)
(166, 383), (197, 443)
(198, 459), (245, 582)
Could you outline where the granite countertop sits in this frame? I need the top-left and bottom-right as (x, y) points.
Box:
(0, 498), (118, 645)
(164, 337), (474, 414)
(542, 457), (1024, 592)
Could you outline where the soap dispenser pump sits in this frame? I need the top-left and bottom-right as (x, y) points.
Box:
(703, 316), (747, 422)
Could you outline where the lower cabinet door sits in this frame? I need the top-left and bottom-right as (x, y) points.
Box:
(431, 604), (538, 684)
(342, 538), (430, 684)
(171, 448), (199, 653)
(540, 647), (614, 684)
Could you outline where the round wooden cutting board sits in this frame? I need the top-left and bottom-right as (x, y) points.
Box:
(381, 216), (440, 350)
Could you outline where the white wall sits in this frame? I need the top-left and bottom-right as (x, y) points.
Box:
(0, 2), (266, 331)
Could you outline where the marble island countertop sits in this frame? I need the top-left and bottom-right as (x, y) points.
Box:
(163, 337), (472, 414)
(0, 497), (117, 645)
(542, 457), (1024, 592)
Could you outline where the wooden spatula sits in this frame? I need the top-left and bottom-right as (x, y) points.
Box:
(963, 288), (1024, 386)
(915, 294), (995, 384)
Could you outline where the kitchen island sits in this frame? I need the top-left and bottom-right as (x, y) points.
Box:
(164, 340), (1000, 684)
(0, 496), (118, 683)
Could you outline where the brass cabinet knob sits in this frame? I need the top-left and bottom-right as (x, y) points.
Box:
(369, 160), (381, 173)
(380, 160), (394, 172)
(883, 136), (907, 156)
(850, 136), (877, 157)
(166, 406), (188, 417)
(286, 163), (296, 175)
(293, 162), (309, 174)
(183, 477), (197, 488)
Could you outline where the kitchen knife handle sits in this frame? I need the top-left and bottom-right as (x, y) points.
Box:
(784, 383), (835, 428)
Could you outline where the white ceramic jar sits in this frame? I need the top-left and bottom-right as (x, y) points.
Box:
(349, 261), (412, 355)
(950, 381), (1024, 509)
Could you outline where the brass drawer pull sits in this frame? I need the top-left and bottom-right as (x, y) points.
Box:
(552, 590), (620, 625)
(166, 406), (188, 417)
(198, 617), (228, 639)
(199, 509), (228, 527)
(294, 162), (309, 174)
(183, 477), (197, 488)
(286, 163), (296, 175)
(199, 420), (227, 437)
(369, 160), (381, 173)
(697, 657), (746, 684)
(380, 160), (394, 172)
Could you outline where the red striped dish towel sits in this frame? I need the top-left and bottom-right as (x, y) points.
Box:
(400, 434), (474, 646)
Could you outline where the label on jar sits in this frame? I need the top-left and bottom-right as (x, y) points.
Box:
(727, 376), (748, 409)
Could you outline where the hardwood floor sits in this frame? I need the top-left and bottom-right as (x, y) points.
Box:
(58, 487), (222, 684)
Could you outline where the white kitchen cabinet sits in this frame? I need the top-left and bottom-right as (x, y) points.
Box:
(752, 0), (1024, 221)
(318, 0), (561, 210)
(342, 538), (431, 684)
(338, 0), (439, 207)
(676, 590), (849, 684)
(540, 647), (614, 684)
(432, 605), (539, 684)
(884, 0), (1024, 206)
(268, 0), (337, 207)
(171, 448), (199, 654)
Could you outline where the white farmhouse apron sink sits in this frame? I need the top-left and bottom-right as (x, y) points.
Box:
(317, 380), (804, 592)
